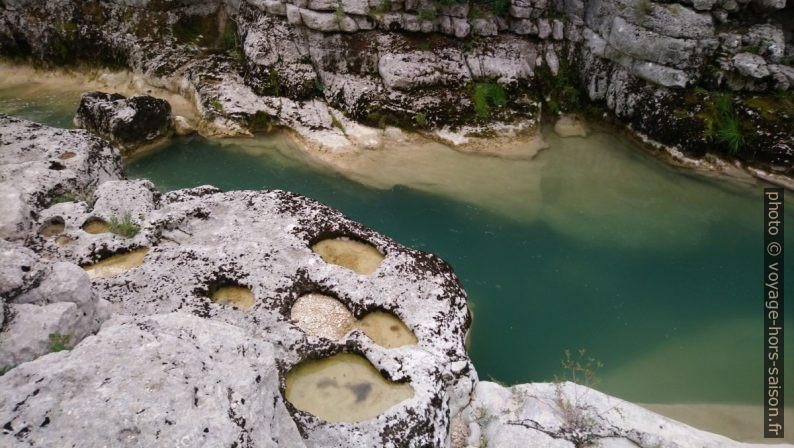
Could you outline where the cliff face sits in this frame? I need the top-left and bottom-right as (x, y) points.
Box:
(1, 0), (792, 171)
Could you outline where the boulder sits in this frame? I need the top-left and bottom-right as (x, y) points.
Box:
(0, 313), (305, 447)
(732, 52), (770, 79)
(73, 92), (173, 151)
(0, 246), (111, 369)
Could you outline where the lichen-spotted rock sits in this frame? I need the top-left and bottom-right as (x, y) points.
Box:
(3, 116), (474, 446)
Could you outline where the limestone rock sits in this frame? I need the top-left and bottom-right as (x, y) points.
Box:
(73, 92), (173, 151)
(91, 179), (158, 223)
(732, 52), (770, 79)
(0, 185), (30, 241)
(465, 37), (536, 84)
(0, 115), (122, 239)
(553, 114), (590, 137)
(3, 117), (475, 446)
(745, 24), (785, 63)
(464, 381), (760, 448)
(173, 115), (196, 135)
(606, 17), (698, 69)
(0, 246), (110, 369)
(471, 18), (498, 36)
(0, 313), (305, 447)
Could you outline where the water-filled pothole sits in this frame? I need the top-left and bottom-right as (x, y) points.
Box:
(311, 237), (384, 275)
(285, 353), (414, 422)
(55, 235), (73, 245)
(82, 217), (110, 234)
(355, 311), (418, 349)
(82, 247), (149, 279)
(39, 217), (65, 237)
(290, 293), (416, 348)
(210, 285), (254, 309)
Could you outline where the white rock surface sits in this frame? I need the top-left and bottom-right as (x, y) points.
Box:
(0, 313), (305, 447)
(462, 381), (788, 448)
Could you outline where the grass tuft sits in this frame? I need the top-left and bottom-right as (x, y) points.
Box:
(471, 82), (507, 119)
(51, 188), (94, 206)
(714, 94), (745, 156)
(48, 332), (72, 353)
(107, 212), (140, 238)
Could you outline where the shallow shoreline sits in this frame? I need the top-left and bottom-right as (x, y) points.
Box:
(2, 62), (791, 193)
(642, 403), (794, 444)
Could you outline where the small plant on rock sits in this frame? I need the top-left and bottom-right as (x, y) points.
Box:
(417, 7), (438, 22)
(51, 187), (95, 206)
(714, 94), (745, 156)
(370, 0), (392, 16)
(107, 211), (140, 238)
(414, 112), (429, 128)
(557, 348), (604, 387)
(209, 99), (225, 113)
(48, 332), (72, 353)
(334, 4), (346, 25)
(471, 82), (508, 119)
(330, 113), (345, 132)
(490, 0), (511, 17)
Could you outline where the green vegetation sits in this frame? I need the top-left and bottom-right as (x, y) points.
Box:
(370, 0), (392, 16)
(474, 405), (494, 447)
(172, 14), (218, 46)
(413, 112), (429, 128)
(471, 82), (507, 119)
(210, 99), (225, 113)
(334, 4), (346, 25)
(330, 113), (345, 132)
(461, 34), (482, 53)
(48, 332), (72, 353)
(556, 348), (603, 387)
(489, 0), (511, 17)
(553, 384), (599, 448)
(0, 365), (13, 376)
(107, 212), (140, 238)
(51, 188), (94, 206)
(417, 7), (438, 21)
(633, 0), (653, 18)
(714, 94), (745, 156)
(268, 67), (281, 96)
(250, 111), (272, 132)
(222, 19), (238, 51)
(536, 58), (584, 115)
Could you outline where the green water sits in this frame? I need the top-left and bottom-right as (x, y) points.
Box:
(1, 81), (792, 410)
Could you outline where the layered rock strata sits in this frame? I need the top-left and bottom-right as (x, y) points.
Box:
(0, 0), (790, 172)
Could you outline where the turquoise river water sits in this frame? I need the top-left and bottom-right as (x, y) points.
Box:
(1, 73), (792, 441)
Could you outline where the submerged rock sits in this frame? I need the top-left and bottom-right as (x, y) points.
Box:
(73, 92), (173, 151)
(553, 115), (589, 138)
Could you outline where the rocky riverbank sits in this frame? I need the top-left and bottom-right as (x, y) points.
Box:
(0, 0), (792, 177)
(0, 115), (787, 447)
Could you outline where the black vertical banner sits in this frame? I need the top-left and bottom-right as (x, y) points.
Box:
(764, 188), (784, 438)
